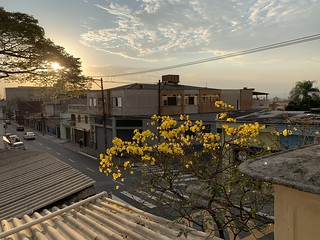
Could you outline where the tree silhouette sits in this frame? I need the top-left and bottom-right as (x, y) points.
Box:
(286, 80), (320, 111)
(0, 7), (91, 100)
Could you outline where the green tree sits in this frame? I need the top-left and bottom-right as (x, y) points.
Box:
(0, 7), (91, 99)
(100, 102), (274, 239)
(286, 80), (320, 111)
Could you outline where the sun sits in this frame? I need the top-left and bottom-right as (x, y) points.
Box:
(51, 62), (64, 70)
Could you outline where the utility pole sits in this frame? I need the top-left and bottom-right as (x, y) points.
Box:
(100, 78), (107, 150)
(158, 80), (161, 116)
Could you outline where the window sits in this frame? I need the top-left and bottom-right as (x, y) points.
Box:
(112, 97), (122, 107)
(89, 98), (97, 106)
(201, 95), (209, 102)
(184, 94), (198, 105)
(210, 94), (219, 102)
(78, 114), (81, 123)
(71, 114), (76, 121)
(85, 115), (88, 124)
(162, 95), (182, 106)
(201, 94), (219, 102)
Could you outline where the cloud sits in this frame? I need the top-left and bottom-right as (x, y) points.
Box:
(80, 0), (319, 61)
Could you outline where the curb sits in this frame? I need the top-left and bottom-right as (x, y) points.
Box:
(78, 151), (99, 161)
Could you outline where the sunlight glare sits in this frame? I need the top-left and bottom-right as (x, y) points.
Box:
(51, 62), (64, 70)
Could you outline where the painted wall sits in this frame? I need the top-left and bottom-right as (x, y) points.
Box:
(220, 90), (241, 110)
(274, 185), (320, 240)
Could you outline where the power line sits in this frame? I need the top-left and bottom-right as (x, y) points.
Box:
(91, 33), (320, 78)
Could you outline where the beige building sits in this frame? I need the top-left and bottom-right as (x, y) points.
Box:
(240, 144), (320, 240)
(90, 75), (269, 152)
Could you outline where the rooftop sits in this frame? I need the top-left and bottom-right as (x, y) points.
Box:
(0, 150), (95, 220)
(0, 192), (218, 240)
(239, 144), (320, 195)
(110, 82), (209, 91)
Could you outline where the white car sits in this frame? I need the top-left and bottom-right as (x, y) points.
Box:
(23, 132), (36, 140)
(9, 134), (20, 144)
(13, 141), (26, 150)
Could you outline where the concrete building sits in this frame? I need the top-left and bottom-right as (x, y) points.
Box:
(92, 75), (266, 152)
(239, 144), (320, 240)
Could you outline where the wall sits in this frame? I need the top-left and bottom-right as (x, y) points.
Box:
(240, 88), (253, 110)
(199, 89), (221, 113)
(220, 90), (241, 110)
(0, 111), (4, 149)
(123, 89), (158, 116)
(160, 89), (184, 115)
(183, 89), (199, 114)
(274, 185), (320, 240)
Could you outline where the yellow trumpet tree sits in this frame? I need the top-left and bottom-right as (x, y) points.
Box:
(100, 101), (274, 239)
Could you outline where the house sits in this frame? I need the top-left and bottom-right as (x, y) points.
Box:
(239, 144), (320, 240)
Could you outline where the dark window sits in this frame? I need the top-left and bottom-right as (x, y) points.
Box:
(78, 115), (81, 123)
(112, 97), (122, 107)
(116, 119), (143, 127)
(167, 97), (177, 105)
(85, 115), (88, 124)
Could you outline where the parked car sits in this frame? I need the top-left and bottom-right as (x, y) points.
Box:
(16, 125), (24, 131)
(9, 134), (20, 144)
(23, 132), (36, 140)
(13, 141), (26, 150)
(4, 119), (11, 124)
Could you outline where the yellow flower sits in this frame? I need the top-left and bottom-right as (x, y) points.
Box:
(282, 129), (292, 136)
(226, 118), (236, 123)
(115, 185), (119, 190)
(123, 160), (131, 168)
(130, 171), (134, 175)
(218, 113), (227, 120)
(215, 101), (223, 108)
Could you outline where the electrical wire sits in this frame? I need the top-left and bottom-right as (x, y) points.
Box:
(91, 33), (320, 78)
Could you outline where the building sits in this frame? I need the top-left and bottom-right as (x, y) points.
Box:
(5, 86), (50, 124)
(92, 75), (267, 152)
(4, 77), (269, 154)
(239, 144), (320, 240)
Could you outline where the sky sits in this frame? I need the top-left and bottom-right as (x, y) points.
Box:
(1, 0), (320, 99)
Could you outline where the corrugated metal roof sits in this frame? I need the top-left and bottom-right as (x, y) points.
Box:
(0, 150), (95, 221)
(0, 192), (219, 240)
